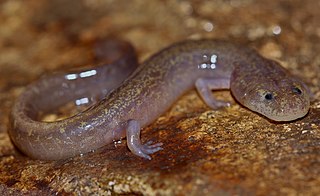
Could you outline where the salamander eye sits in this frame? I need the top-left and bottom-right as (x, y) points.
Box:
(292, 87), (302, 95)
(264, 93), (273, 100)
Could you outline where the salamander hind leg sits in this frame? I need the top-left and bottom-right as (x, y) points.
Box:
(195, 77), (231, 109)
(126, 119), (163, 160)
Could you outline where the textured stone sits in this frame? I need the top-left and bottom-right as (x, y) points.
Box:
(0, 0), (319, 195)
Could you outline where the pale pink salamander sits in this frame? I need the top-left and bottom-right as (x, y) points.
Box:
(9, 39), (310, 160)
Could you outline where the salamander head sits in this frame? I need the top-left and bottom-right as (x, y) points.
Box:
(242, 78), (310, 121)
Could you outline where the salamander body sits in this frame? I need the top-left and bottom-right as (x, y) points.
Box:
(9, 39), (310, 160)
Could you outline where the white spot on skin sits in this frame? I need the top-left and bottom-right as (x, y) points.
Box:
(210, 54), (217, 64)
(65, 74), (77, 80)
(200, 63), (207, 69)
(65, 69), (97, 80)
(79, 69), (97, 78)
(84, 124), (94, 131)
(75, 97), (89, 105)
(198, 54), (218, 70)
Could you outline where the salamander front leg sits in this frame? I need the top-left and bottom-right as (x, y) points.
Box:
(195, 77), (231, 109)
(126, 119), (163, 160)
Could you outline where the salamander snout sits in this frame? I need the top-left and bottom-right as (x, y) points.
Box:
(243, 79), (310, 121)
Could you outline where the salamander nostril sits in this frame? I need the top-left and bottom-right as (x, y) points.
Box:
(292, 87), (302, 95)
(265, 93), (273, 100)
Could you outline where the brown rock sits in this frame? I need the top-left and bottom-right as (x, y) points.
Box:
(0, 0), (319, 195)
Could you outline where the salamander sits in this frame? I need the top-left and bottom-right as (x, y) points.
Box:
(9, 39), (310, 160)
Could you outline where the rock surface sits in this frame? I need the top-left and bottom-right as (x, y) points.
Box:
(0, 0), (319, 195)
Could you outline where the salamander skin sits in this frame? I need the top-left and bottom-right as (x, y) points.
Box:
(9, 39), (310, 160)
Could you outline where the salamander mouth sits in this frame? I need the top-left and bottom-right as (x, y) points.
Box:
(264, 108), (309, 122)
(245, 100), (310, 122)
